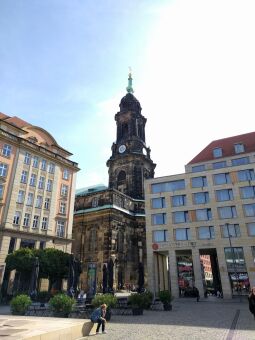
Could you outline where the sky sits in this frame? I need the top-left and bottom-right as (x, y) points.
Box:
(1, 0), (255, 190)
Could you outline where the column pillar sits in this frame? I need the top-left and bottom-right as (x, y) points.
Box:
(243, 246), (255, 287)
(217, 247), (232, 299)
(192, 248), (204, 296)
(169, 249), (179, 298)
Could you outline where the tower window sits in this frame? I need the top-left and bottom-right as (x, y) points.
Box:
(122, 123), (128, 138)
(117, 171), (126, 186)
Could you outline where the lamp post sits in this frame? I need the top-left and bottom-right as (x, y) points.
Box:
(225, 223), (240, 300)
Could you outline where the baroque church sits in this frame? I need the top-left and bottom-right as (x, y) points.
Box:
(72, 73), (156, 294)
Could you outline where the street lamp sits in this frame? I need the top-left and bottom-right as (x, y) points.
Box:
(225, 223), (240, 299)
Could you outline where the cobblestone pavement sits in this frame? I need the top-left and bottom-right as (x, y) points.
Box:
(85, 298), (255, 340)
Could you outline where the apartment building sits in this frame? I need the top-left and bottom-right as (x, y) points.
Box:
(0, 113), (79, 288)
(145, 132), (255, 299)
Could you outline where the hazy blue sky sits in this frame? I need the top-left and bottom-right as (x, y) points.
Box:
(1, 0), (255, 189)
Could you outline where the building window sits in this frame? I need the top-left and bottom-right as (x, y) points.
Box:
(151, 180), (185, 193)
(20, 239), (35, 249)
(41, 217), (48, 230)
(44, 198), (50, 209)
(32, 156), (39, 168)
(56, 220), (65, 237)
(193, 192), (209, 204)
(213, 147), (223, 158)
(198, 226), (215, 239)
(20, 170), (28, 183)
(151, 197), (166, 209)
(63, 169), (69, 180)
(91, 197), (98, 208)
(38, 176), (45, 189)
(0, 184), (4, 199)
(218, 206), (237, 219)
(153, 230), (168, 242)
(172, 195), (186, 207)
(216, 189), (234, 201)
(151, 213), (166, 225)
(17, 190), (25, 204)
(238, 169), (255, 182)
(39, 241), (45, 249)
(213, 173), (231, 185)
(252, 247), (255, 263)
(173, 211), (189, 223)
(191, 176), (207, 188)
(191, 165), (205, 173)
(46, 179), (53, 191)
(29, 173), (37, 186)
(13, 211), (21, 225)
(0, 163), (8, 177)
(212, 161), (227, 169)
(234, 143), (245, 154)
(26, 192), (34, 206)
(196, 208), (212, 221)
(59, 202), (66, 214)
(221, 224), (241, 238)
(231, 157), (249, 166)
(88, 228), (97, 251)
(224, 247), (246, 271)
(243, 203), (255, 217)
(23, 213), (30, 227)
(61, 184), (68, 196)
(41, 159), (47, 171)
(32, 215), (39, 228)
(247, 223), (255, 236)
(48, 163), (55, 174)
(2, 144), (12, 157)
(24, 152), (31, 164)
(240, 186), (255, 199)
(175, 228), (191, 241)
(35, 195), (43, 208)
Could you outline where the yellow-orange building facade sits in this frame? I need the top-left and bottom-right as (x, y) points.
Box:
(0, 113), (79, 289)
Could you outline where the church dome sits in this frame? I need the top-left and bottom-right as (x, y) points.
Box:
(119, 93), (142, 114)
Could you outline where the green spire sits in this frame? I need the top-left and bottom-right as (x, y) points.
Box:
(126, 67), (134, 93)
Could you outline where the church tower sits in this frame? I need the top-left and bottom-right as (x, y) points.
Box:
(107, 72), (156, 199)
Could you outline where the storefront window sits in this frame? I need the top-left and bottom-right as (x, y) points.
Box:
(176, 252), (194, 297)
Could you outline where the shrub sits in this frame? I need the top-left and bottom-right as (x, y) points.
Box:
(91, 293), (117, 309)
(49, 293), (75, 317)
(140, 291), (153, 309)
(10, 294), (32, 315)
(127, 293), (145, 308)
(37, 291), (51, 303)
(158, 290), (172, 304)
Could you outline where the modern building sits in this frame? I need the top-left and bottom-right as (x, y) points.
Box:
(72, 73), (156, 294)
(145, 132), (255, 299)
(0, 113), (79, 291)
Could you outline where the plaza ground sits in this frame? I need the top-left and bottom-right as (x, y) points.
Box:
(86, 297), (255, 340)
(0, 296), (254, 339)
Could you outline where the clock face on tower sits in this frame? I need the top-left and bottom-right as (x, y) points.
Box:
(118, 144), (126, 153)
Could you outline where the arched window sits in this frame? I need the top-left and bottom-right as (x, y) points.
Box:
(117, 230), (124, 253)
(88, 228), (97, 252)
(122, 123), (128, 138)
(117, 171), (126, 186)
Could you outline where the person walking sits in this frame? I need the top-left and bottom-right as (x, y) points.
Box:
(90, 303), (107, 334)
(193, 286), (200, 302)
(248, 286), (255, 320)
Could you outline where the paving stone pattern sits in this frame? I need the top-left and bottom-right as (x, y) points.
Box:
(85, 299), (255, 340)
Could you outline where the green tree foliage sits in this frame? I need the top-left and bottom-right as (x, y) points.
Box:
(5, 248), (70, 289)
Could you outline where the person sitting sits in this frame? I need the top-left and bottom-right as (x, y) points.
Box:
(90, 303), (107, 334)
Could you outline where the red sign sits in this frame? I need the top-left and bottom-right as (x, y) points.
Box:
(152, 243), (159, 250)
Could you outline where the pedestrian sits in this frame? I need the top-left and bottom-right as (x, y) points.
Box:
(193, 286), (200, 302)
(248, 286), (255, 320)
(90, 303), (107, 334)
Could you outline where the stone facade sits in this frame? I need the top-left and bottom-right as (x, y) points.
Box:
(72, 74), (156, 293)
(145, 132), (255, 299)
